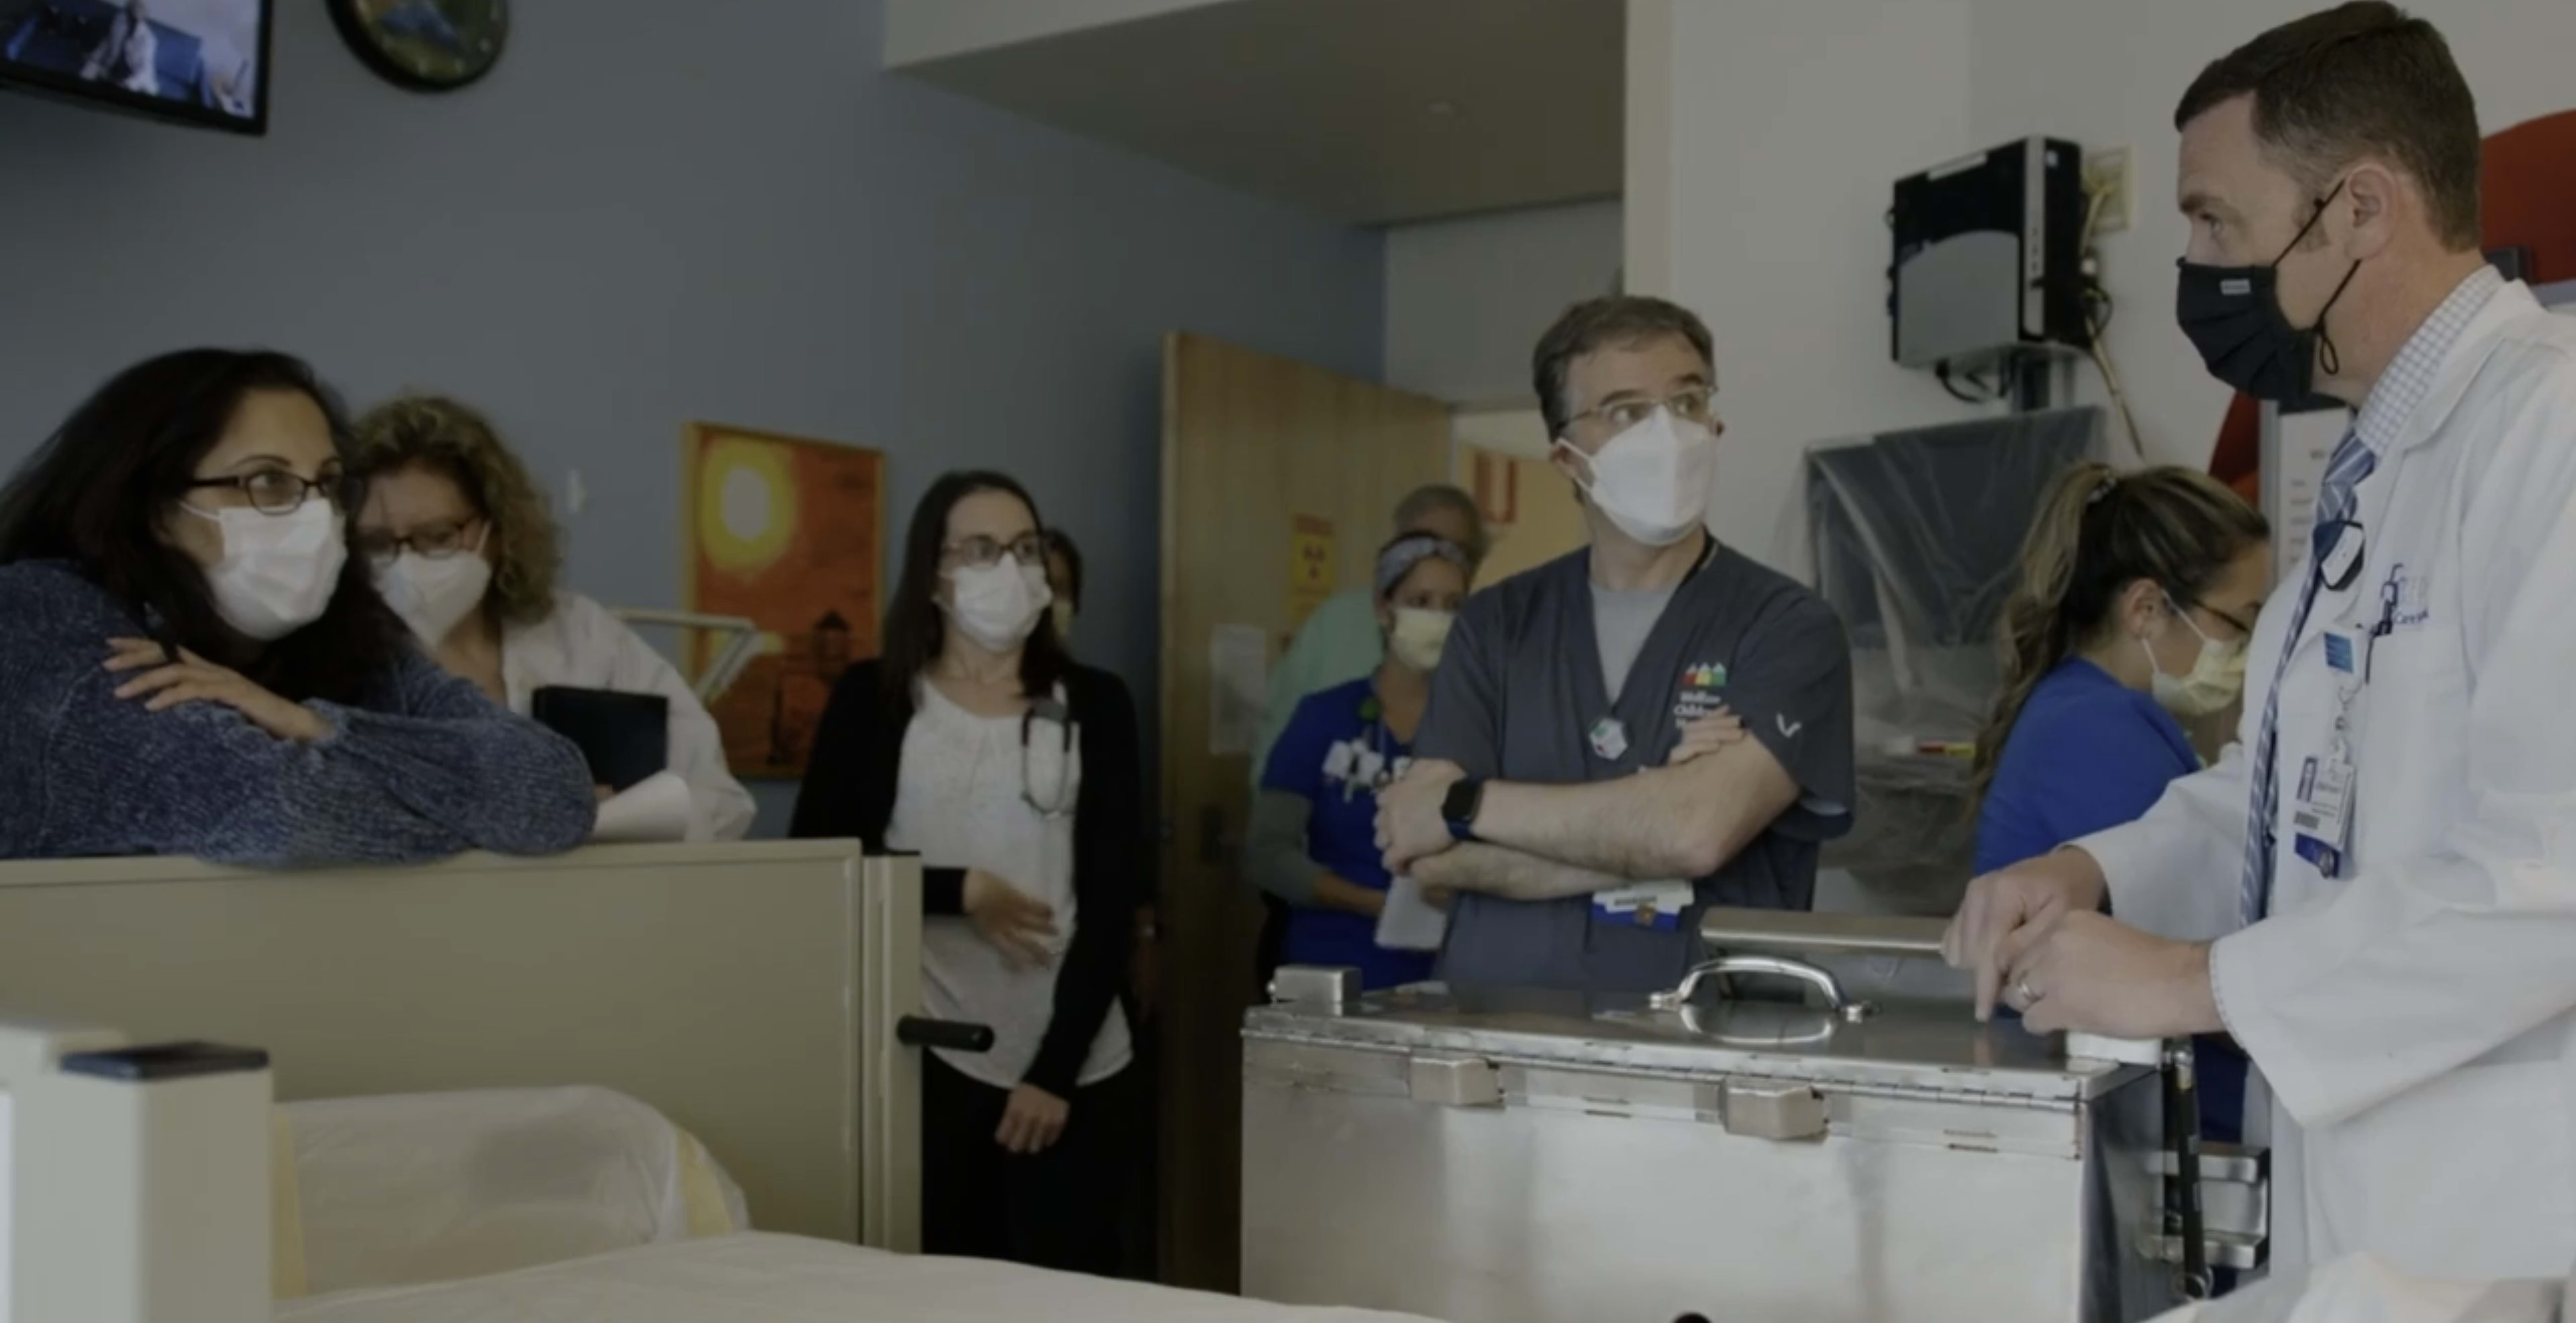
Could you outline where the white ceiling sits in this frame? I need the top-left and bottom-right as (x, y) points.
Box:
(885, 0), (1626, 226)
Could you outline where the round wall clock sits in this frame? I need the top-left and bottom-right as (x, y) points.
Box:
(330, 0), (509, 93)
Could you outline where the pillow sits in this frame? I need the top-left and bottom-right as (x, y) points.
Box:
(281, 1086), (747, 1295)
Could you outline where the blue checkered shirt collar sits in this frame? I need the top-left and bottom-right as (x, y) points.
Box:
(2349, 264), (2504, 458)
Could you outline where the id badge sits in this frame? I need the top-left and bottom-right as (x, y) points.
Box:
(2324, 628), (2367, 703)
(2289, 750), (2355, 880)
(1322, 738), (1359, 781)
(1592, 880), (1694, 932)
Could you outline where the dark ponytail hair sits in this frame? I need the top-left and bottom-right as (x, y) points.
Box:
(1970, 462), (2269, 812)
(0, 348), (405, 705)
(879, 470), (1070, 709)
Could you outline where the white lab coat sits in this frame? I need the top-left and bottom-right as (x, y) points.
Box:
(502, 593), (758, 843)
(2077, 280), (2576, 1281)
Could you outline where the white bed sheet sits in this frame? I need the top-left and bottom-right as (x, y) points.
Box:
(277, 1232), (1439, 1323)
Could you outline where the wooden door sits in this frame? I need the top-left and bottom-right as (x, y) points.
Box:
(1157, 334), (1450, 1291)
(1462, 443), (1589, 585)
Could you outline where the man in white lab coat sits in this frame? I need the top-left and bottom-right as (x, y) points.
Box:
(1945, 1), (2576, 1283)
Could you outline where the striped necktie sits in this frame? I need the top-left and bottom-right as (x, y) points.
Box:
(2241, 429), (2375, 926)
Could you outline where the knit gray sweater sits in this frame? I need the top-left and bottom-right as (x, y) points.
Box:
(1, 560), (597, 867)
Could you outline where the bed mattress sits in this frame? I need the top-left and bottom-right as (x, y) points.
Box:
(279, 1232), (1438, 1322)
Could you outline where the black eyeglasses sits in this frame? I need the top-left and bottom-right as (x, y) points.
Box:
(356, 517), (486, 565)
(185, 464), (350, 516)
(942, 533), (1047, 570)
(2189, 599), (2256, 638)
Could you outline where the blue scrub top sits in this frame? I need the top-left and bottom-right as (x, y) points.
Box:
(1260, 677), (1437, 990)
(1975, 656), (2246, 1144)
(1975, 658), (2198, 876)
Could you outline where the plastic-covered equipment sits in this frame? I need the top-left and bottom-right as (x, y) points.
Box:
(1803, 405), (2100, 910)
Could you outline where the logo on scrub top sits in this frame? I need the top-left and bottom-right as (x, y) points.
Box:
(1673, 660), (1730, 722)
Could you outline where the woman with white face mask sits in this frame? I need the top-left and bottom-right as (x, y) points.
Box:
(791, 471), (1142, 1277)
(1969, 460), (2270, 1145)
(1242, 534), (1476, 990)
(0, 350), (594, 866)
(348, 396), (754, 843)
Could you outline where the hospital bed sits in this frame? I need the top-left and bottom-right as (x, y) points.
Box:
(0, 843), (1430, 1323)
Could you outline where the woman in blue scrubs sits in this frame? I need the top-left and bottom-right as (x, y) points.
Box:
(1245, 534), (1475, 989)
(1972, 460), (2269, 1140)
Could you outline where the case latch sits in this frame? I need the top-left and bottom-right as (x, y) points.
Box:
(1720, 1079), (1828, 1140)
(1408, 1055), (1502, 1108)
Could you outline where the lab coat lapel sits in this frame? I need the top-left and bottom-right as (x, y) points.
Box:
(2269, 283), (2532, 912)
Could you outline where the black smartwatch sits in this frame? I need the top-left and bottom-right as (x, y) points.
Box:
(1440, 778), (1486, 843)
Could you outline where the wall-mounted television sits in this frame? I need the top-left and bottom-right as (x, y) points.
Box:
(1, 0), (271, 134)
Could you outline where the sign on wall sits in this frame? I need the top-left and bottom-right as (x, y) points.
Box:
(1287, 513), (1336, 629)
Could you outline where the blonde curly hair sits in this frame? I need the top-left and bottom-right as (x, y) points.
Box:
(348, 395), (562, 627)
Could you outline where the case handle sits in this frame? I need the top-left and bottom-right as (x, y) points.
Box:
(1650, 954), (1873, 1022)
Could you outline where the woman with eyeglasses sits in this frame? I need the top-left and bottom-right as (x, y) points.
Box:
(347, 395), (754, 842)
(1970, 460), (2269, 1146)
(791, 471), (1140, 1276)
(0, 350), (595, 865)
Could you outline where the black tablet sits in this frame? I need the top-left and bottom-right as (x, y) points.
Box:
(529, 687), (670, 792)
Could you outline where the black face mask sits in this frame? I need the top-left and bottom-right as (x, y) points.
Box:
(2175, 179), (2363, 405)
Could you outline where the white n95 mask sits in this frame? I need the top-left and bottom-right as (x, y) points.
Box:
(2144, 599), (2249, 717)
(181, 501), (348, 641)
(377, 544), (494, 646)
(948, 554), (1052, 652)
(1387, 607), (1454, 673)
(1559, 409), (1716, 547)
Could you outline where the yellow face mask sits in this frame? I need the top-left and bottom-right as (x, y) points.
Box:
(2144, 597), (2248, 717)
(1388, 607), (1455, 673)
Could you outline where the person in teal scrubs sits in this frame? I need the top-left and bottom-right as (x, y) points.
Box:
(1248, 486), (1487, 791)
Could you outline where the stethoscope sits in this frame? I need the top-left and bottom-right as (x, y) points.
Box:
(1020, 695), (1077, 819)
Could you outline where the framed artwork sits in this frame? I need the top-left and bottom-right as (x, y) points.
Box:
(681, 423), (883, 779)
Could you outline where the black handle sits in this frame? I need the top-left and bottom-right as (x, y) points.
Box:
(896, 1016), (995, 1053)
(2163, 1041), (2211, 1300)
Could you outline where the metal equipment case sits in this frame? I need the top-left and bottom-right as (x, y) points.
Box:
(1242, 915), (2258, 1322)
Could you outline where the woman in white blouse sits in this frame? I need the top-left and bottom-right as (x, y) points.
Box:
(791, 471), (1142, 1276)
(348, 395), (756, 842)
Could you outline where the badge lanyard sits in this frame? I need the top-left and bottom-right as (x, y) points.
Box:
(2290, 523), (2375, 880)
(1588, 536), (1718, 767)
(1587, 538), (1720, 932)
(1338, 693), (1402, 802)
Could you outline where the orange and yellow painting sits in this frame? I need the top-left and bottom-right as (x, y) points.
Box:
(682, 423), (883, 777)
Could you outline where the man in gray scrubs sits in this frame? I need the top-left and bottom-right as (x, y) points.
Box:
(1377, 296), (1855, 993)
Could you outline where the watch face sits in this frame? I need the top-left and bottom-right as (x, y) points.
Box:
(333, 0), (508, 91)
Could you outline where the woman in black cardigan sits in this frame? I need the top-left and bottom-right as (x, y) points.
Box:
(791, 471), (1141, 1275)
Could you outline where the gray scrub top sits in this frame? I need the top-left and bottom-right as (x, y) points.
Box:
(1416, 543), (1856, 993)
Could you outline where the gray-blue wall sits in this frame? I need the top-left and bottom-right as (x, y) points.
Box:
(0, 0), (1385, 834)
